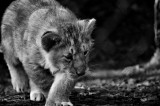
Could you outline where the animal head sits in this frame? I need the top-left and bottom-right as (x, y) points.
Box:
(41, 19), (96, 77)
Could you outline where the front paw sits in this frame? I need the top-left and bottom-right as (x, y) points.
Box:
(45, 99), (73, 106)
(30, 90), (44, 101)
(61, 102), (73, 106)
(11, 76), (29, 93)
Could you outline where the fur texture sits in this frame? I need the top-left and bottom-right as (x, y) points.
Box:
(1, 0), (96, 106)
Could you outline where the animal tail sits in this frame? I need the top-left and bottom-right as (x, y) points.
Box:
(79, 68), (160, 81)
(154, 0), (160, 47)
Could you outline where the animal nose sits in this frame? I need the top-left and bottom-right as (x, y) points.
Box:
(76, 70), (85, 76)
(76, 67), (86, 76)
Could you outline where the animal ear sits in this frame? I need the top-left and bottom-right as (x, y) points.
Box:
(41, 31), (61, 52)
(77, 18), (96, 34)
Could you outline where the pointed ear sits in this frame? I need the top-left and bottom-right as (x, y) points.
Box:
(41, 31), (61, 52)
(77, 18), (96, 34)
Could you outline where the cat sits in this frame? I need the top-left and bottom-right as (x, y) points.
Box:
(1, 0), (95, 106)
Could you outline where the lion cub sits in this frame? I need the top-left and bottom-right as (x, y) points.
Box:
(1, 0), (95, 105)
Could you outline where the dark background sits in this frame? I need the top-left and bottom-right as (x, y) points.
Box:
(0, 0), (155, 79)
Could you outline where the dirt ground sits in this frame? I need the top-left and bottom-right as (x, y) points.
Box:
(0, 69), (160, 106)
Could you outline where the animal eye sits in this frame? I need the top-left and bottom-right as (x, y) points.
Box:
(84, 51), (88, 56)
(64, 53), (73, 61)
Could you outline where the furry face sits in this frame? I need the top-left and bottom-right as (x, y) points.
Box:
(42, 19), (95, 77)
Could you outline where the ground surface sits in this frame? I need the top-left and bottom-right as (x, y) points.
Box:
(0, 70), (160, 106)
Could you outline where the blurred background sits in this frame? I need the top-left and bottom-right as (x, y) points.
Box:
(0, 0), (155, 80)
(58, 0), (155, 69)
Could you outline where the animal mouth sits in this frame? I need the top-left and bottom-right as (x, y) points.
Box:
(69, 67), (86, 78)
(75, 69), (85, 76)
